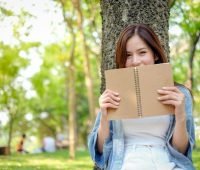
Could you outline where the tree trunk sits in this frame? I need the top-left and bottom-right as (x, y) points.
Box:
(7, 114), (13, 155)
(72, 0), (96, 123)
(188, 32), (200, 90)
(100, 0), (170, 93)
(68, 34), (76, 159)
(59, 0), (77, 159)
(5, 89), (14, 155)
(68, 61), (76, 159)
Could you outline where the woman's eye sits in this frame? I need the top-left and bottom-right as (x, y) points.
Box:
(140, 51), (146, 54)
(126, 54), (132, 59)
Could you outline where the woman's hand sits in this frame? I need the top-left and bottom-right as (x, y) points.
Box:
(99, 89), (120, 119)
(97, 89), (120, 153)
(158, 86), (190, 154)
(157, 86), (186, 122)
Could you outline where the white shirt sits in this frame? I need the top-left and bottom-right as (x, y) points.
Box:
(121, 115), (170, 146)
(121, 115), (173, 170)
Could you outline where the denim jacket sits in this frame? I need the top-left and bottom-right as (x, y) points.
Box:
(88, 86), (195, 170)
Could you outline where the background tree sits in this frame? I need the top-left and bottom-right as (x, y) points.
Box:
(170, 0), (200, 115)
(0, 42), (39, 154)
(56, 0), (101, 158)
(58, 0), (77, 159)
(72, 0), (96, 123)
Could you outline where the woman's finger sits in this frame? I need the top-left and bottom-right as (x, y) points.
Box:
(104, 92), (120, 102)
(104, 89), (119, 96)
(102, 96), (120, 106)
(159, 100), (177, 106)
(160, 86), (181, 93)
(157, 94), (180, 101)
(102, 103), (119, 109)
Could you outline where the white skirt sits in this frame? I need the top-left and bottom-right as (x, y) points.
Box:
(121, 144), (183, 170)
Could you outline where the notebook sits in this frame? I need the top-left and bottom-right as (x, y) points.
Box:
(105, 63), (174, 120)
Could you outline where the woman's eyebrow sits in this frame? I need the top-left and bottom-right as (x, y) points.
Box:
(126, 48), (147, 53)
(137, 47), (147, 51)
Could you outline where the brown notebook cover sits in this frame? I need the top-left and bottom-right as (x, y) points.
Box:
(105, 63), (174, 120)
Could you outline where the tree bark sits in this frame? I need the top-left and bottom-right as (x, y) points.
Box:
(100, 0), (170, 93)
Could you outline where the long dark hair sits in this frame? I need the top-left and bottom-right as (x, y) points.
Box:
(116, 24), (168, 68)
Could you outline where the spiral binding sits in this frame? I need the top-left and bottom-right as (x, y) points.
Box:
(133, 67), (142, 117)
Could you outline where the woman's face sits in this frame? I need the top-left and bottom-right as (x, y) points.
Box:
(125, 34), (155, 67)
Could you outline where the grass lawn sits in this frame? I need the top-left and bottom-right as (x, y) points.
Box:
(0, 147), (199, 170)
(193, 147), (200, 170)
(0, 149), (93, 170)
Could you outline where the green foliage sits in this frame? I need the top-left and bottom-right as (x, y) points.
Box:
(0, 6), (14, 16)
(180, 1), (200, 37)
(170, 0), (200, 115)
(170, 0), (200, 36)
(29, 44), (67, 136)
(0, 44), (28, 83)
(0, 44), (41, 151)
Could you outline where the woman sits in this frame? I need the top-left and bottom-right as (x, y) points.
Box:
(88, 24), (195, 170)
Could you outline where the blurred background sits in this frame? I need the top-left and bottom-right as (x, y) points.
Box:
(0, 0), (199, 169)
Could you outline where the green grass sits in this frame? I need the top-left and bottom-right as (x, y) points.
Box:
(193, 147), (200, 170)
(0, 147), (199, 170)
(0, 149), (93, 170)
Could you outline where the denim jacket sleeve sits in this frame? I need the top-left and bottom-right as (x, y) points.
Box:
(169, 86), (195, 161)
(182, 87), (195, 160)
(88, 112), (113, 169)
